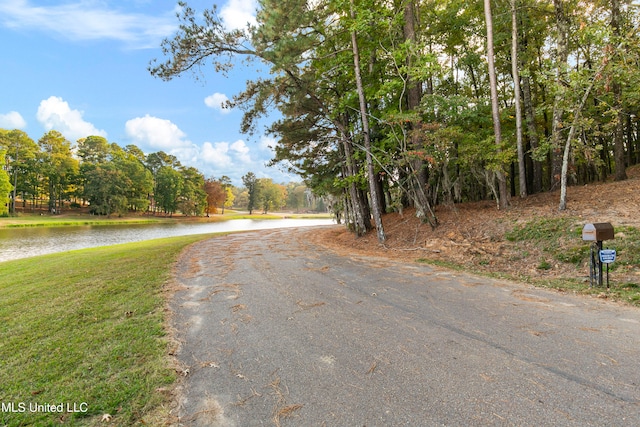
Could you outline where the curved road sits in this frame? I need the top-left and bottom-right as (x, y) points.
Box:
(171, 227), (640, 426)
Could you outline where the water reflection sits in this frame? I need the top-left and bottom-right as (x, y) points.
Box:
(0, 218), (335, 262)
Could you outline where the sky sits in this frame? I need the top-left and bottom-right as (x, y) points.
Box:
(0, 0), (294, 186)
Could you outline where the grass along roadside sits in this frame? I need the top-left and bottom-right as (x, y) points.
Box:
(0, 234), (213, 426)
(505, 217), (640, 304)
(418, 217), (640, 306)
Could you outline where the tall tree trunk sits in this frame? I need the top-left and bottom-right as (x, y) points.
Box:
(376, 172), (386, 214)
(11, 148), (18, 215)
(613, 86), (627, 180)
(559, 82), (592, 209)
(350, 0), (386, 242)
(341, 130), (370, 235)
(426, 42), (434, 96)
(611, 0), (628, 181)
(625, 114), (634, 167)
(484, 0), (509, 209)
(559, 55), (613, 209)
(403, 0), (421, 116)
(551, 0), (569, 191)
(511, 0), (527, 198)
(636, 119), (640, 165)
(402, 0), (436, 226)
(519, 5), (542, 193)
(285, 67), (372, 235)
(558, 4), (635, 210)
(522, 75), (543, 193)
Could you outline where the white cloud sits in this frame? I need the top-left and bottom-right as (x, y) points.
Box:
(177, 136), (291, 184)
(200, 138), (253, 169)
(124, 116), (256, 181)
(204, 92), (232, 114)
(259, 135), (276, 151)
(36, 96), (106, 141)
(230, 139), (251, 163)
(202, 141), (233, 169)
(220, 0), (257, 30)
(0, 111), (27, 129)
(125, 115), (191, 151)
(0, 0), (177, 48)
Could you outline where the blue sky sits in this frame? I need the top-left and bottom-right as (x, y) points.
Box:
(0, 0), (293, 185)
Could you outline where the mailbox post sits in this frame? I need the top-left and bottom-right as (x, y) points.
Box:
(582, 223), (615, 287)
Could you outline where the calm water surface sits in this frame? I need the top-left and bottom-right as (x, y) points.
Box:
(0, 218), (335, 262)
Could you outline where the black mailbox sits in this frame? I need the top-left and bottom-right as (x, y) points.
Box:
(582, 223), (614, 241)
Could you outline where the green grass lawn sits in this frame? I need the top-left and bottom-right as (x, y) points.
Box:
(0, 234), (213, 426)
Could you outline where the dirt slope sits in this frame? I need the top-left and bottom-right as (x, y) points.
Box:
(314, 165), (640, 287)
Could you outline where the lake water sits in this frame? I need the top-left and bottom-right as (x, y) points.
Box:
(0, 218), (336, 262)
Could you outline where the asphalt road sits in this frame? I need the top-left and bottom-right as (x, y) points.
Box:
(170, 227), (640, 426)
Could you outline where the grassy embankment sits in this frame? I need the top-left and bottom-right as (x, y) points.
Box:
(0, 234), (214, 426)
(421, 217), (640, 305)
(505, 218), (640, 304)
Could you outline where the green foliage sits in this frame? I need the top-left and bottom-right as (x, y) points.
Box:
(242, 172), (258, 214)
(506, 217), (578, 243)
(256, 178), (285, 213)
(77, 135), (110, 164)
(0, 150), (12, 216)
(179, 167), (207, 216)
(0, 124), (241, 219)
(507, 218), (640, 279)
(611, 226), (640, 267)
(115, 150), (153, 212)
(0, 129), (38, 214)
(38, 130), (78, 213)
(287, 184), (307, 212)
(506, 217), (589, 266)
(155, 166), (183, 215)
(148, 0), (640, 227)
(555, 245), (590, 265)
(537, 260), (552, 270)
(83, 164), (131, 216)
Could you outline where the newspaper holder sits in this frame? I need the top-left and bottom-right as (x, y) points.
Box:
(582, 222), (615, 288)
(582, 223), (614, 242)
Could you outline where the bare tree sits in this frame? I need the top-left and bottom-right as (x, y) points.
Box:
(611, 0), (628, 182)
(512, 0), (527, 198)
(484, 0), (509, 209)
(350, 0), (386, 242)
(551, 0), (570, 190)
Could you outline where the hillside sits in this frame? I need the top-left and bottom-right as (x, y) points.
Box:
(314, 165), (640, 304)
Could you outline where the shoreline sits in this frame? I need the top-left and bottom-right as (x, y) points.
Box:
(0, 211), (331, 229)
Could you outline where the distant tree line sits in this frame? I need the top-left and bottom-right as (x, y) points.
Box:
(0, 129), (325, 217)
(151, 0), (640, 242)
(239, 172), (326, 214)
